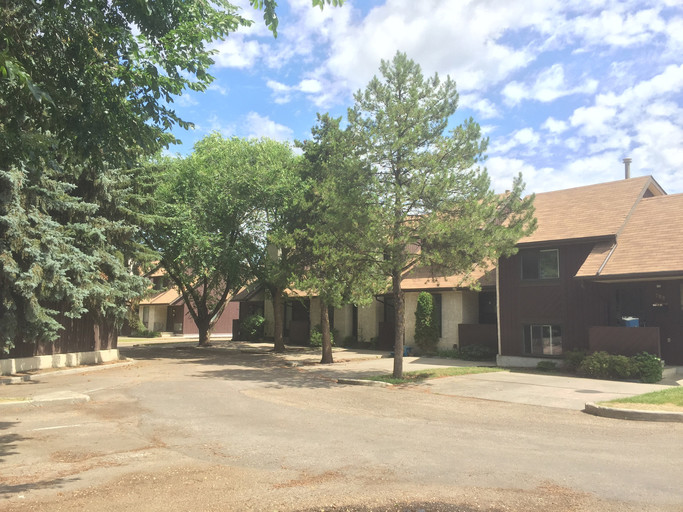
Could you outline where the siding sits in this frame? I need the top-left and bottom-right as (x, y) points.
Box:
(499, 242), (601, 356)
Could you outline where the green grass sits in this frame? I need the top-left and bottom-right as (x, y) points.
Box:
(368, 366), (504, 385)
(603, 387), (683, 407)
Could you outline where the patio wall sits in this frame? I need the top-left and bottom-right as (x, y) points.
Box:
(588, 326), (661, 357)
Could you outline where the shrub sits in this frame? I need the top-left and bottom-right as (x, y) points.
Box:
(607, 355), (634, 379)
(536, 361), (557, 372)
(578, 351), (612, 379)
(458, 344), (496, 361)
(562, 350), (586, 372)
(414, 292), (440, 354)
(132, 328), (162, 338)
(631, 352), (662, 383)
(241, 314), (265, 341)
(436, 349), (460, 359)
(341, 335), (357, 348)
(310, 325), (334, 348)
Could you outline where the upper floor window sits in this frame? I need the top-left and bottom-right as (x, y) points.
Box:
(521, 249), (559, 280)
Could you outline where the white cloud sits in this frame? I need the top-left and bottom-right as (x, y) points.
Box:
(207, 83), (229, 96)
(568, 64), (683, 159)
(299, 78), (323, 94)
(265, 76), (338, 107)
(561, 6), (667, 49)
(542, 117), (568, 134)
(502, 64), (598, 105)
(212, 37), (264, 69)
(460, 94), (501, 119)
(244, 112), (294, 141)
(490, 128), (541, 154)
(175, 94), (199, 107)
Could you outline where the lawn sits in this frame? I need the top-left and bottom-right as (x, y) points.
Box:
(368, 366), (504, 385)
(600, 387), (683, 412)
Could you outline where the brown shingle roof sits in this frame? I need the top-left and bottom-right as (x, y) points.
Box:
(401, 263), (496, 290)
(520, 176), (663, 245)
(139, 288), (181, 306)
(584, 193), (683, 278)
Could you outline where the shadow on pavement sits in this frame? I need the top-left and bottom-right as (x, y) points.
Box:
(119, 344), (340, 390)
(0, 421), (78, 497)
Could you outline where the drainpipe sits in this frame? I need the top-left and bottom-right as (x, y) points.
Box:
(623, 157), (632, 179)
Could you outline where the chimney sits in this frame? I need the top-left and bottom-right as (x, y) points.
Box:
(623, 157), (632, 179)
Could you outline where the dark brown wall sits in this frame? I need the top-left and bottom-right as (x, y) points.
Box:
(589, 326), (661, 356)
(498, 242), (604, 356)
(181, 300), (239, 335)
(458, 324), (498, 351)
(3, 309), (117, 359)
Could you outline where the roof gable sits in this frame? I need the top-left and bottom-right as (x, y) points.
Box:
(584, 193), (683, 278)
(520, 176), (663, 245)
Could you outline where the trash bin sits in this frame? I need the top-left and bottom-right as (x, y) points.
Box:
(622, 316), (639, 327)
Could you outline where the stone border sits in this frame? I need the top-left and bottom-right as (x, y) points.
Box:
(584, 402), (683, 423)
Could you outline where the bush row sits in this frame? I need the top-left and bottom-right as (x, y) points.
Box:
(436, 344), (497, 361)
(564, 350), (662, 383)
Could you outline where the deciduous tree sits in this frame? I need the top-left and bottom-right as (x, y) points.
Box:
(296, 115), (385, 363)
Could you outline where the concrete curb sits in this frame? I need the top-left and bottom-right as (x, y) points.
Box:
(584, 402), (683, 423)
(336, 378), (394, 388)
(0, 359), (135, 385)
(0, 391), (91, 407)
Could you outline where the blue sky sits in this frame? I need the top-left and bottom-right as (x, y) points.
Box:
(168, 0), (683, 195)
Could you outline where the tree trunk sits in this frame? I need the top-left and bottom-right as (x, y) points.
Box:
(272, 288), (285, 353)
(197, 315), (212, 347)
(392, 272), (404, 379)
(320, 300), (334, 364)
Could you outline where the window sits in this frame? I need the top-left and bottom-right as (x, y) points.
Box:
(521, 249), (559, 280)
(524, 324), (562, 356)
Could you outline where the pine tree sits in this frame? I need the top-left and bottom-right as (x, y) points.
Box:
(348, 52), (535, 378)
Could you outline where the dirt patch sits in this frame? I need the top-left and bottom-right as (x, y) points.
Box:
(274, 470), (345, 488)
(50, 450), (105, 463)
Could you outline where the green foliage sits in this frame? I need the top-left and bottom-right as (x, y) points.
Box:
(608, 355), (634, 379)
(578, 351), (662, 382)
(149, 136), (296, 344)
(0, 0), (333, 353)
(435, 349), (461, 359)
(347, 52), (536, 377)
(458, 344), (497, 361)
(132, 328), (162, 339)
(435, 345), (496, 360)
(414, 292), (439, 354)
(631, 352), (663, 383)
(536, 361), (558, 372)
(562, 350), (587, 372)
(295, 114), (385, 310)
(578, 352), (612, 379)
(605, 387), (683, 407)
(309, 324), (335, 348)
(369, 366), (504, 385)
(250, 0), (344, 37)
(241, 314), (266, 341)
(0, 0), (254, 352)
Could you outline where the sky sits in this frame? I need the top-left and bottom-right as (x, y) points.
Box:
(168, 0), (683, 195)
